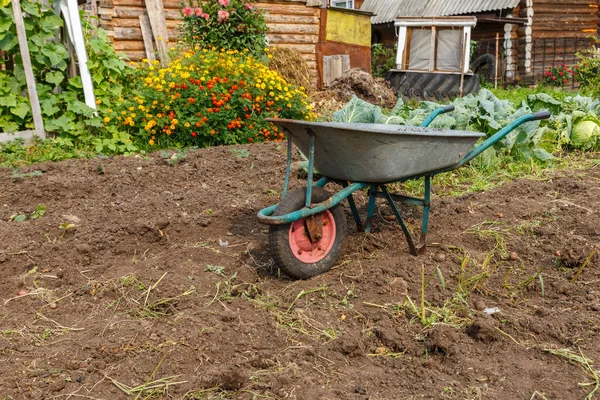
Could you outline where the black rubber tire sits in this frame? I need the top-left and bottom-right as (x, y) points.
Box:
(471, 54), (495, 82)
(269, 187), (347, 279)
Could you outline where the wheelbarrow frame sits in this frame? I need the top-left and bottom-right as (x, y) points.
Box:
(258, 107), (550, 256)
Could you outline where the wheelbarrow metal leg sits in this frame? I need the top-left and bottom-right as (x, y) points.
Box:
(416, 176), (432, 254)
(342, 181), (364, 231)
(282, 134), (293, 198)
(304, 130), (316, 208)
(380, 185), (418, 256)
(364, 185), (377, 233)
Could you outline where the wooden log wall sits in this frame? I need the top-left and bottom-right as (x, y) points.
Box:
(97, 0), (320, 85)
(518, 0), (599, 78)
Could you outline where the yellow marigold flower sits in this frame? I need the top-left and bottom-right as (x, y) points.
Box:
(128, 107), (134, 111)
(96, 99), (101, 105)
(149, 139), (155, 145)
(184, 122), (190, 128)
(103, 117), (110, 123)
(131, 113), (136, 118)
(172, 118), (178, 124)
(269, 91), (274, 97)
(287, 103), (292, 108)
(170, 124), (175, 130)
(108, 109), (113, 113)
(119, 97), (124, 102)
(121, 111), (127, 115)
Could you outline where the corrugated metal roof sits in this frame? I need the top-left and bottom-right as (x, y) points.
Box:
(360, 0), (520, 24)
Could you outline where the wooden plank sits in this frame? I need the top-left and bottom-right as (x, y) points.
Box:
(144, 0), (170, 65)
(11, 0), (45, 139)
(113, 40), (146, 51)
(267, 23), (319, 35)
(341, 54), (350, 73)
(264, 14), (319, 24)
(0, 130), (37, 144)
(139, 14), (156, 61)
(323, 55), (332, 87)
(114, 27), (142, 39)
(257, 3), (319, 16)
(332, 54), (342, 81)
(274, 44), (317, 54)
(115, 6), (144, 18)
(267, 34), (318, 44)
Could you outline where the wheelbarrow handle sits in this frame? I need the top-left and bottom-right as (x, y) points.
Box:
(455, 111), (552, 168)
(419, 104), (455, 127)
(532, 110), (551, 121)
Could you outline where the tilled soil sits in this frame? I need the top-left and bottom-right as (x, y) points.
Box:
(0, 143), (599, 400)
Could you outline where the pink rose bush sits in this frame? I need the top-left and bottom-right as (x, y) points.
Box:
(179, 0), (267, 55)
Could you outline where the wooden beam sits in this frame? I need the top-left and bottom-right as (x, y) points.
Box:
(0, 130), (37, 144)
(11, 0), (45, 139)
(144, 0), (170, 66)
(139, 14), (156, 61)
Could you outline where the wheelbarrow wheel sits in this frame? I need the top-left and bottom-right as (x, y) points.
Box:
(269, 187), (347, 279)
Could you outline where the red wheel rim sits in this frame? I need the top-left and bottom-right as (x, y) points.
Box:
(288, 210), (336, 263)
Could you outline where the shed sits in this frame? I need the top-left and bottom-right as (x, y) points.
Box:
(95, 0), (372, 88)
(361, 0), (599, 83)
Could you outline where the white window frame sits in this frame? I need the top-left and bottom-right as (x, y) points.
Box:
(394, 17), (476, 74)
(331, 0), (354, 9)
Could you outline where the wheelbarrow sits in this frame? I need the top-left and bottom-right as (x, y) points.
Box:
(257, 106), (551, 279)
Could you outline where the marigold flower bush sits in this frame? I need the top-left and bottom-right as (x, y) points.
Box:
(178, 0), (267, 55)
(100, 48), (316, 148)
(542, 64), (572, 87)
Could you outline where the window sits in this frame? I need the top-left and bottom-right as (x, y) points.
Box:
(407, 26), (463, 72)
(395, 17), (475, 74)
(331, 0), (354, 8)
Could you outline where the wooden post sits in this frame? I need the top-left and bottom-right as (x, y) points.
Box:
(139, 14), (156, 62)
(12, 0), (45, 139)
(459, 31), (467, 97)
(495, 32), (499, 89)
(144, 0), (170, 66)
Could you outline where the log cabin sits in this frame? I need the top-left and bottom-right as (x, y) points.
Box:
(360, 0), (599, 83)
(93, 0), (373, 88)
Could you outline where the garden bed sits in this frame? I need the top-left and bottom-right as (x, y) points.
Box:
(0, 143), (599, 399)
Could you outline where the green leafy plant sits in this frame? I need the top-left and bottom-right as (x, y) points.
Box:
(9, 204), (46, 222)
(178, 0), (268, 56)
(105, 48), (315, 149)
(371, 43), (396, 78)
(542, 64), (572, 87)
(575, 38), (600, 98)
(333, 89), (600, 162)
(0, 0), (138, 155)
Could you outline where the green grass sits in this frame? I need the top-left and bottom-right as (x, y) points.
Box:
(0, 138), (96, 167)
(489, 85), (575, 106)
(399, 151), (600, 198)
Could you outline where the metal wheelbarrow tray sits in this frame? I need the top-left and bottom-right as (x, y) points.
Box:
(258, 107), (551, 279)
(274, 120), (483, 183)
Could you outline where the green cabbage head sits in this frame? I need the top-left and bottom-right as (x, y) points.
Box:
(571, 119), (600, 148)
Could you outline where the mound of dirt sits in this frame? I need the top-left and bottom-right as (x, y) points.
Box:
(327, 68), (397, 108)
